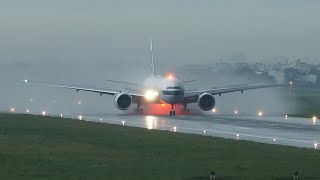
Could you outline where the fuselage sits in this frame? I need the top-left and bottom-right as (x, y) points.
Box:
(144, 76), (185, 105)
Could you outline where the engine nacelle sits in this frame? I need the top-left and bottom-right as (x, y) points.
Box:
(197, 93), (216, 111)
(114, 93), (133, 110)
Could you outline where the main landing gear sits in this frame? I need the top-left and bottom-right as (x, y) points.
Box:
(135, 103), (143, 114)
(169, 104), (176, 116)
(180, 103), (190, 113)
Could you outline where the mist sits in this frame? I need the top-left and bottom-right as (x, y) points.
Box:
(0, 0), (317, 116)
(0, 60), (290, 116)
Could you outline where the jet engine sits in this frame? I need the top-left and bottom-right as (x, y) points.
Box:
(197, 93), (216, 111)
(114, 93), (132, 110)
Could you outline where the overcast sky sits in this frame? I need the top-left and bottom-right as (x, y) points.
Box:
(1, 0), (309, 114)
(0, 0), (320, 65)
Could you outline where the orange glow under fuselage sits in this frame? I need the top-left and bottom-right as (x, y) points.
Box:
(142, 104), (192, 115)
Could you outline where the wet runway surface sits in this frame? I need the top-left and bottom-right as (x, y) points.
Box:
(78, 114), (320, 149)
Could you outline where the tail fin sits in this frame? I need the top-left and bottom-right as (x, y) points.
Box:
(150, 37), (155, 76)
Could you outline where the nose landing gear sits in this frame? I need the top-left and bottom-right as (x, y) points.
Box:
(169, 104), (176, 116)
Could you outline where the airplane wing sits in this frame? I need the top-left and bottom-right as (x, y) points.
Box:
(106, 80), (143, 87)
(22, 80), (144, 97)
(183, 83), (288, 103)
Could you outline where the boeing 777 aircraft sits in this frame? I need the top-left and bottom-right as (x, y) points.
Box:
(23, 38), (288, 116)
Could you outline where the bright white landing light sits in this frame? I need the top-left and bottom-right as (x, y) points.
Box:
(10, 108), (15, 112)
(78, 116), (83, 120)
(314, 143), (318, 149)
(42, 111), (47, 116)
(144, 90), (159, 101)
(258, 111), (263, 117)
(212, 108), (216, 113)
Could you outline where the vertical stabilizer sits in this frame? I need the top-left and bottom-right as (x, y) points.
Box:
(150, 37), (155, 76)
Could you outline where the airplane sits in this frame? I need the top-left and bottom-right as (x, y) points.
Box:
(23, 38), (289, 116)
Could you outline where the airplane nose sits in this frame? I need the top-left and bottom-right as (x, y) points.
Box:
(160, 90), (184, 104)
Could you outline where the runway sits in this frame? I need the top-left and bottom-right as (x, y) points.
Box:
(79, 113), (320, 149)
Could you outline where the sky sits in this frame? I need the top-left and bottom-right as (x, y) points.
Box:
(0, 0), (318, 114)
(0, 0), (320, 65)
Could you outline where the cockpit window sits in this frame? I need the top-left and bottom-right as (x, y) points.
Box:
(162, 90), (184, 95)
(166, 86), (181, 90)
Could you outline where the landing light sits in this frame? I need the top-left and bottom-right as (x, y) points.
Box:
(258, 111), (263, 117)
(10, 108), (15, 112)
(26, 109), (30, 113)
(234, 110), (238, 114)
(212, 108), (216, 113)
(144, 90), (159, 101)
(42, 111), (47, 116)
(78, 115), (83, 120)
(314, 143), (318, 149)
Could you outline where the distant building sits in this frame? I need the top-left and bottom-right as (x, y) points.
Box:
(269, 70), (285, 83)
(316, 74), (320, 85)
(284, 68), (297, 82)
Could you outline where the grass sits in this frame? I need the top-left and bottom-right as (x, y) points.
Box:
(0, 113), (320, 180)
